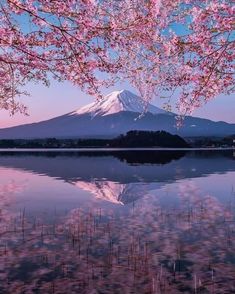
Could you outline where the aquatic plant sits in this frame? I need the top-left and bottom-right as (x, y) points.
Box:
(1, 181), (235, 293)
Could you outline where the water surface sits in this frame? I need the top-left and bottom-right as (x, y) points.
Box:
(0, 150), (235, 293)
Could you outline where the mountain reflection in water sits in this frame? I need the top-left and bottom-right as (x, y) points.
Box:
(0, 150), (235, 293)
(0, 150), (234, 204)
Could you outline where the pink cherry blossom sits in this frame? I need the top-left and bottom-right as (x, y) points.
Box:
(0, 0), (234, 114)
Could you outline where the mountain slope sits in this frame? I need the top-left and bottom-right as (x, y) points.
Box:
(0, 90), (234, 139)
(70, 89), (167, 117)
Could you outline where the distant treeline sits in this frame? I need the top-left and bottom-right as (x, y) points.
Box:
(111, 131), (189, 148)
(0, 138), (108, 148)
(0, 130), (190, 148)
(188, 135), (235, 148)
(0, 131), (234, 149)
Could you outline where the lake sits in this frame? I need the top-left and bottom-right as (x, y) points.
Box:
(0, 150), (235, 293)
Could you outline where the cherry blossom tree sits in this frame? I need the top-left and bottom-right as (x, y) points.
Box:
(0, 0), (234, 114)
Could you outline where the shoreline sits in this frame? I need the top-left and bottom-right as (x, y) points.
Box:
(0, 147), (234, 152)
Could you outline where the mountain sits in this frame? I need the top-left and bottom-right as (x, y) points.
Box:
(0, 89), (234, 139)
(71, 89), (167, 117)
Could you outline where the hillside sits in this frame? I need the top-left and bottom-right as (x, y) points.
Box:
(110, 131), (189, 148)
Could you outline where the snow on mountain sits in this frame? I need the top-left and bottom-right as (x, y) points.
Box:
(71, 180), (155, 205)
(70, 89), (166, 117)
(72, 180), (125, 204)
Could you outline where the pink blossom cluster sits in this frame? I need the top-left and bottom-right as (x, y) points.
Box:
(0, 0), (234, 114)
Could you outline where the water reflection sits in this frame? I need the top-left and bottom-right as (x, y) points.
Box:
(0, 150), (235, 293)
(0, 150), (234, 205)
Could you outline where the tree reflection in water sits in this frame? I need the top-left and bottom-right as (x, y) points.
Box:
(1, 180), (235, 294)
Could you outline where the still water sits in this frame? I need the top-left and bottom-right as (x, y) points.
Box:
(0, 150), (235, 293)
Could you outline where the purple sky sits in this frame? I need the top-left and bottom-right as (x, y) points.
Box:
(0, 81), (234, 128)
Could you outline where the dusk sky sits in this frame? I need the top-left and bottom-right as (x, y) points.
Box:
(0, 80), (234, 128)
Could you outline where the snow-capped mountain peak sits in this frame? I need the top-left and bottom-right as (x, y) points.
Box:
(1, 89), (234, 139)
(72, 180), (125, 204)
(70, 89), (166, 117)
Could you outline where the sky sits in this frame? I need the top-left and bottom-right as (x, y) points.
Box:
(0, 80), (234, 128)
